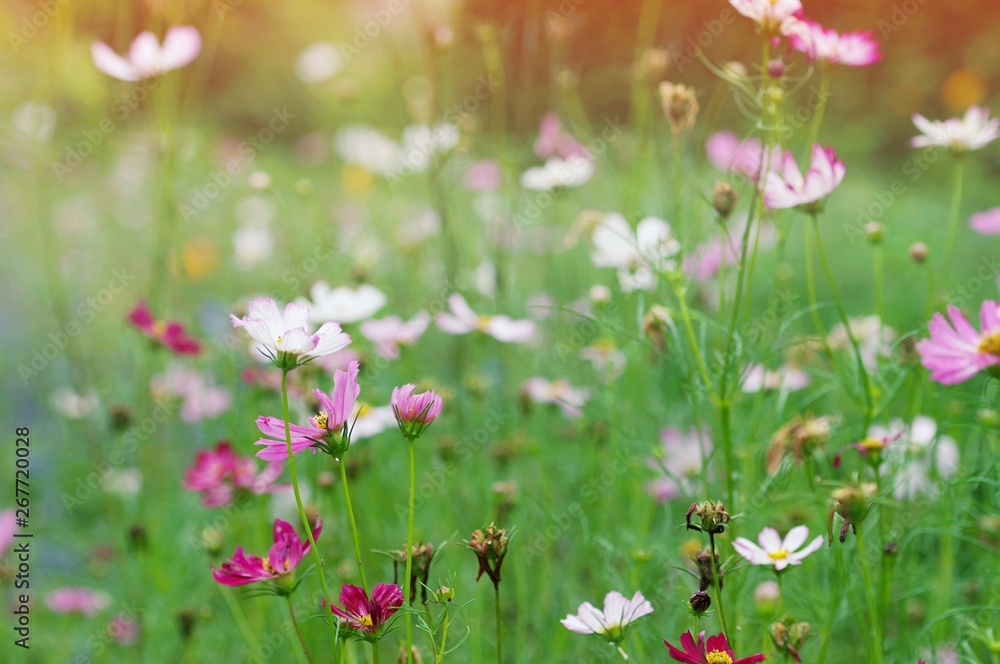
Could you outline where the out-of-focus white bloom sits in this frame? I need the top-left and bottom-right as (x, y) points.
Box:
(232, 221), (274, 270)
(520, 156), (594, 191)
(91, 26), (201, 81)
(580, 340), (626, 380)
(102, 468), (143, 498)
(867, 416), (959, 500)
(11, 102), (56, 143)
(51, 387), (101, 419)
(397, 209), (441, 248)
(591, 213), (680, 292)
(296, 282), (387, 325)
(334, 125), (402, 176)
(235, 195), (276, 226)
(295, 42), (345, 83)
(912, 106), (999, 153)
(522, 377), (590, 418)
(247, 170), (272, 190)
(399, 123), (460, 172)
(350, 404), (397, 440)
(473, 261), (497, 298)
(828, 315), (894, 370)
(741, 364), (810, 393)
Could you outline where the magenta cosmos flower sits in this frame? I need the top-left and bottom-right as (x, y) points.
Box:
(730, 0), (802, 35)
(212, 518), (322, 587)
(436, 293), (537, 343)
(182, 441), (285, 507)
(665, 631), (766, 664)
(91, 26), (201, 81)
(763, 144), (845, 211)
(326, 583), (403, 637)
(391, 384), (443, 440)
(230, 297), (351, 368)
(733, 525), (823, 571)
(127, 301), (201, 355)
(911, 106), (999, 153)
(254, 360), (361, 460)
(788, 19), (881, 67)
(916, 301), (1000, 384)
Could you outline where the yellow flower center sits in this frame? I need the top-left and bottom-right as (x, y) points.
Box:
(152, 320), (167, 337)
(707, 651), (734, 664)
(276, 335), (284, 345)
(860, 437), (885, 452)
(477, 314), (492, 330)
(354, 403), (370, 418)
(359, 615), (373, 629)
(314, 412), (329, 430)
(978, 331), (1000, 356)
(768, 549), (790, 561)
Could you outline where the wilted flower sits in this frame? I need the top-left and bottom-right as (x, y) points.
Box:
(230, 297), (351, 369)
(917, 301), (1000, 384)
(296, 282), (387, 325)
(127, 301), (201, 355)
(770, 618), (810, 663)
(391, 542), (436, 604)
(733, 526), (823, 571)
(712, 181), (739, 219)
(664, 630), (766, 664)
(435, 293), (537, 343)
(468, 523), (510, 587)
(183, 441), (285, 507)
(763, 144), (845, 211)
(325, 583), (403, 639)
(692, 548), (723, 592)
(686, 500), (730, 535)
(911, 106), (999, 153)
(212, 518), (322, 589)
(91, 26), (201, 81)
(659, 82), (699, 135)
(562, 590), (654, 659)
(767, 415), (836, 473)
(828, 483), (877, 543)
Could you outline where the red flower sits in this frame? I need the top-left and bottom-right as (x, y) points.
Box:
(212, 518), (321, 587)
(128, 301), (201, 355)
(665, 630), (766, 664)
(326, 583), (403, 637)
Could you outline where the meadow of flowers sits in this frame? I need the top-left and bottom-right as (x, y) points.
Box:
(2, 0), (999, 662)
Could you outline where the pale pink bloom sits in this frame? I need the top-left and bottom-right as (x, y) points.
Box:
(763, 144), (845, 210)
(917, 301), (1000, 384)
(535, 113), (590, 161)
(230, 297), (351, 362)
(787, 19), (881, 66)
(561, 590), (653, 642)
(91, 26), (201, 81)
(646, 427), (712, 502)
(46, 588), (111, 616)
(911, 106), (999, 153)
(296, 282), (386, 325)
(868, 416), (959, 500)
(580, 343), (626, 380)
(436, 293), (537, 343)
(684, 234), (738, 281)
(152, 365), (231, 422)
(705, 131), (781, 180)
(360, 313), (430, 359)
(106, 612), (140, 646)
(525, 293), (556, 320)
(729, 0), (803, 34)
(464, 160), (503, 192)
(520, 156), (594, 191)
(591, 213), (680, 292)
(970, 208), (1000, 235)
(741, 364), (810, 393)
(828, 315), (894, 371)
(733, 526), (823, 571)
(0, 509), (16, 557)
(522, 377), (590, 418)
(313, 348), (363, 376)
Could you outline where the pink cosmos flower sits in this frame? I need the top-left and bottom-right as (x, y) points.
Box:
(916, 301), (1000, 384)
(534, 113), (590, 161)
(391, 384), (443, 439)
(0, 509), (15, 557)
(788, 19), (881, 66)
(106, 612), (140, 646)
(646, 427), (712, 502)
(230, 297), (351, 366)
(212, 518), (322, 586)
(705, 131), (782, 180)
(911, 106), (999, 153)
(326, 583), (403, 635)
(733, 525), (823, 571)
(127, 301), (201, 355)
(151, 365), (231, 422)
(182, 441), (285, 507)
(763, 144), (845, 210)
(91, 26), (201, 81)
(665, 631), (766, 664)
(562, 590), (653, 658)
(741, 363), (810, 393)
(464, 160), (503, 192)
(254, 361), (361, 460)
(970, 208), (1000, 235)
(684, 234), (739, 282)
(435, 293), (537, 343)
(360, 313), (430, 359)
(730, 0), (803, 35)
(46, 588), (111, 616)
(521, 377), (590, 419)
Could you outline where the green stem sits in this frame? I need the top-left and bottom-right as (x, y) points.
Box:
(219, 586), (259, 654)
(494, 583), (503, 664)
(709, 532), (731, 642)
(437, 607), (451, 664)
(281, 369), (338, 656)
(855, 523), (884, 663)
(812, 215), (874, 428)
(941, 157), (965, 285)
(802, 69), (830, 159)
(372, 640), (381, 664)
(288, 596), (316, 664)
(803, 217), (827, 343)
(404, 438), (417, 662)
(873, 245), (885, 322)
(672, 133), (684, 234)
(340, 459), (369, 591)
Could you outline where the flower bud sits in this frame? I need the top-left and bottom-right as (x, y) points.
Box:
(909, 241), (928, 263)
(685, 500), (731, 534)
(712, 181), (739, 219)
(643, 305), (673, 355)
(689, 591), (712, 614)
(766, 59), (786, 79)
(658, 82), (699, 135)
(865, 222), (885, 245)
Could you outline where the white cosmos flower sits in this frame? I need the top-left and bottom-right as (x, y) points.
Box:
(232, 222), (274, 270)
(12, 102), (56, 143)
(911, 105), (999, 153)
(296, 282), (387, 325)
(591, 213), (680, 292)
(91, 26), (201, 81)
(230, 297), (351, 362)
(295, 42), (345, 84)
(520, 156), (594, 191)
(562, 590), (653, 655)
(334, 125), (402, 176)
(399, 123), (460, 172)
(733, 526), (823, 571)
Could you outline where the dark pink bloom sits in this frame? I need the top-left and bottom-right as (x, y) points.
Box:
(916, 301), (1000, 384)
(534, 113), (590, 161)
(212, 518), (322, 586)
(182, 441), (285, 507)
(128, 301), (201, 355)
(665, 630), (766, 663)
(253, 361), (360, 460)
(970, 208), (1000, 235)
(391, 384), (443, 439)
(788, 19), (881, 67)
(326, 583), (403, 635)
(46, 587), (111, 615)
(464, 160), (503, 192)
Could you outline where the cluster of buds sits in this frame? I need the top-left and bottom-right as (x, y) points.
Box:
(391, 541), (436, 604)
(828, 483), (877, 543)
(658, 82), (699, 136)
(693, 548), (724, 592)
(686, 500), (731, 535)
(769, 619), (810, 663)
(467, 523), (511, 588)
(767, 414), (838, 473)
